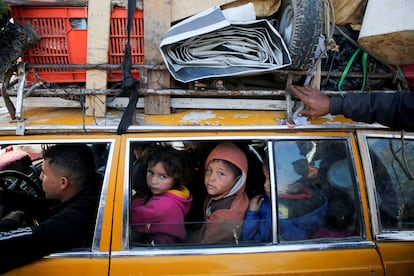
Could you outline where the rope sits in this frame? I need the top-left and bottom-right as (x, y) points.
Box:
(338, 47), (368, 93)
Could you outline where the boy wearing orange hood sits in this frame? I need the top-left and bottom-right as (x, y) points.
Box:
(190, 142), (249, 243)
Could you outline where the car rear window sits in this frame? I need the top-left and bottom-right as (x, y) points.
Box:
(128, 137), (364, 248)
(367, 137), (414, 233)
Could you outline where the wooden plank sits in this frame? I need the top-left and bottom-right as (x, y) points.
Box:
(144, 95), (171, 114)
(171, 0), (237, 22)
(143, 0), (171, 88)
(109, 97), (289, 110)
(85, 0), (111, 117)
(144, 0), (172, 114)
(85, 71), (108, 117)
(2, 97), (296, 111)
(0, 97), (81, 108)
(170, 98), (287, 110)
(312, 60), (322, 89)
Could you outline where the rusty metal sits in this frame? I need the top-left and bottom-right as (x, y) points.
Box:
(1, 67), (16, 120)
(24, 63), (398, 80)
(4, 88), (401, 98)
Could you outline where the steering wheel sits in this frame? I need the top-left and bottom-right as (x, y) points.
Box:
(0, 170), (44, 198)
(0, 170), (45, 225)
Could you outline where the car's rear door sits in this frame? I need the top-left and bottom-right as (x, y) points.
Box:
(358, 130), (414, 275)
(108, 132), (384, 275)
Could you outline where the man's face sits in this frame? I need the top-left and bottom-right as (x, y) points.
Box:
(39, 159), (63, 200)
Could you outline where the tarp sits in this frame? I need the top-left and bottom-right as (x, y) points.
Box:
(331, 0), (367, 25)
(160, 3), (291, 83)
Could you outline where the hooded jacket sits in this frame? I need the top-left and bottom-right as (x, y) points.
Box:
(193, 142), (249, 243)
(131, 185), (192, 244)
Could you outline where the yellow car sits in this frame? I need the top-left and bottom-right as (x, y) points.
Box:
(0, 106), (413, 276)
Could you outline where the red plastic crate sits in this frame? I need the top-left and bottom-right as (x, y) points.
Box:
(10, 6), (144, 83)
(399, 64), (414, 90)
(108, 7), (144, 82)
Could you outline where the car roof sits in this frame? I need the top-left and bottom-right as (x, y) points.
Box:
(0, 105), (386, 136)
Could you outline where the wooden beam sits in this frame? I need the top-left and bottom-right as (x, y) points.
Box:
(144, 95), (171, 114)
(0, 97), (81, 108)
(2, 97), (292, 111)
(144, 0), (172, 114)
(85, 0), (111, 117)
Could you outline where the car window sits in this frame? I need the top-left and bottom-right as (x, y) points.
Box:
(272, 139), (362, 242)
(128, 138), (364, 248)
(0, 140), (111, 251)
(366, 137), (414, 233)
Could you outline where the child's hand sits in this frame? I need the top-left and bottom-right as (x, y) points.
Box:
(248, 195), (264, 211)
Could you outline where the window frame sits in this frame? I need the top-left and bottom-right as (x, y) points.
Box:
(0, 137), (117, 257)
(357, 130), (414, 241)
(269, 136), (365, 243)
(122, 133), (372, 255)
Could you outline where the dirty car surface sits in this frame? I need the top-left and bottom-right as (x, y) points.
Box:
(0, 107), (413, 276)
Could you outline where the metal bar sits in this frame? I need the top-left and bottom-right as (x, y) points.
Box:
(23, 63), (400, 80)
(15, 68), (27, 120)
(25, 63), (167, 70)
(17, 122), (386, 135)
(4, 88), (402, 97)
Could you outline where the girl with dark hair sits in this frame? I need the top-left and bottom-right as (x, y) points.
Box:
(130, 145), (193, 244)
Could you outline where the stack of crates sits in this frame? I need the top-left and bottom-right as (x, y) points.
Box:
(10, 6), (144, 83)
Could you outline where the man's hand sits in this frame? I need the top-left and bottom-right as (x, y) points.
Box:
(2, 211), (25, 226)
(291, 86), (330, 118)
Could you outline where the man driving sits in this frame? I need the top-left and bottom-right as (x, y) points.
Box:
(0, 143), (102, 274)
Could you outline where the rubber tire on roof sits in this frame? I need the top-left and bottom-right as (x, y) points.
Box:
(277, 0), (323, 70)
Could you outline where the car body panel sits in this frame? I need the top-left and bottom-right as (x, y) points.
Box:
(4, 257), (109, 276)
(0, 107), (371, 136)
(375, 242), (414, 275)
(0, 108), (412, 275)
(357, 130), (414, 276)
(0, 135), (121, 276)
(107, 132), (384, 275)
(109, 248), (383, 275)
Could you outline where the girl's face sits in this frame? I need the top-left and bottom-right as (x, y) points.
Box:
(204, 160), (239, 197)
(146, 162), (175, 195)
(263, 164), (271, 197)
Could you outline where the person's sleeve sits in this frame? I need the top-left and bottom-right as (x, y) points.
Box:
(330, 92), (414, 130)
(329, 96), (344, 116)
(0, 227), (48, 274)
(1, 190), (53, 218)
(241, 210), (260, 241)
(131, 196), (177, 225)
(0, 218), (18, 232)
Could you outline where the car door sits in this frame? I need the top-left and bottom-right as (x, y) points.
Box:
(358, 130), (414, 275)
(0, 135), (121, 276)
(108, 132), (384, 276)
